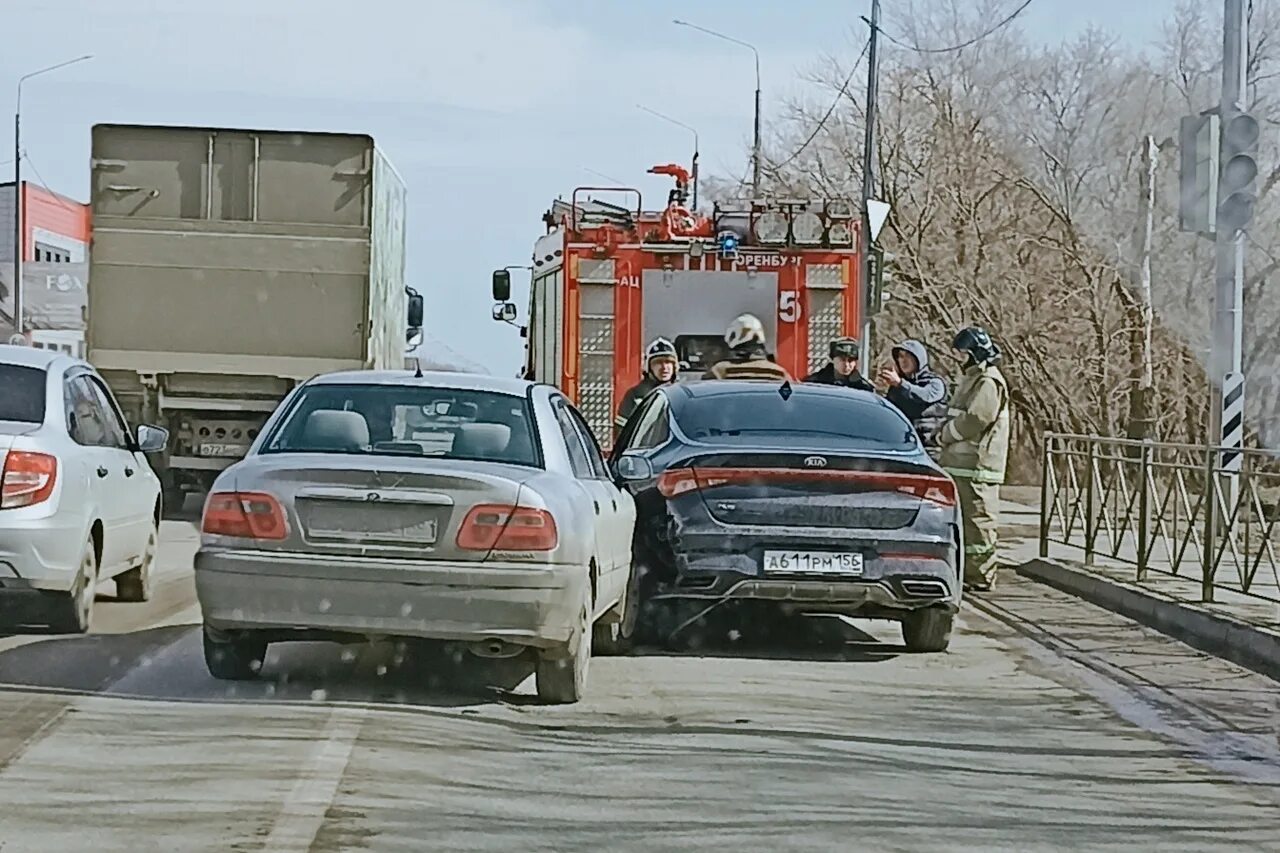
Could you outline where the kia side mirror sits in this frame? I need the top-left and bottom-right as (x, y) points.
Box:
(613, 452), (654, 482)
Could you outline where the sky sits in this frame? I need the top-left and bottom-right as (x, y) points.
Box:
(3, 0), (1183, 375)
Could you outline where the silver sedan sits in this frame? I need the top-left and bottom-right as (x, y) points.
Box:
(193, 371), (637, 703)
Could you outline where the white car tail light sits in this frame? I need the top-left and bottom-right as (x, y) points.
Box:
(456, 504), (559, 552)
(0, 451), (58, 509)
(202, 491), (290, 540)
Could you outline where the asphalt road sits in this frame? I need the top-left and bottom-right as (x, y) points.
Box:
(1, 521), (1278, 852)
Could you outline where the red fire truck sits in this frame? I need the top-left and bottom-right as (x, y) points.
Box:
(491, 163), (864, 445)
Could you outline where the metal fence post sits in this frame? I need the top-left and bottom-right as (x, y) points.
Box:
(1137, 442), (1151, 582)
(1201, 444), (1217, 603)
(1039, 433), (1052, 558)
(1084, 441), (1097, 566)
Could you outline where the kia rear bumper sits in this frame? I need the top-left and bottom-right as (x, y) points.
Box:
(194, 548), (589, 649)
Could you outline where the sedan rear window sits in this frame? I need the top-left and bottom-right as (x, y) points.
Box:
(675, 390), (918, 450)
(262, 384), (541, 467)
(0, 364), (47, 423)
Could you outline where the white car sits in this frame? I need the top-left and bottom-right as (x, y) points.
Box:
(194, 371), (638, 703)
(0, 345), (169, 632)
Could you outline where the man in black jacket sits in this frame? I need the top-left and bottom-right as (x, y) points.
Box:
(878, 338), (948, 451)
(614, 336), (679, 439)
(803, 337), (876, 391)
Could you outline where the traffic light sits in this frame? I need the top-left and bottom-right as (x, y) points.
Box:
(1218, 111), (1260, 234)
(1178, 113), (1219, 235)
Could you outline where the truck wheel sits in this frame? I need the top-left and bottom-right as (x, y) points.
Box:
(116, 522), (157, 602)
(162, 478), (186, 517)
(536, 593), (591, 704)
(202, 625), (268, 680)
(901, 608), (954, 653)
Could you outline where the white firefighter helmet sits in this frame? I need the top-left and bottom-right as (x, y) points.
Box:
(645, 336), (678, 366)
(724, 313), (766, 349)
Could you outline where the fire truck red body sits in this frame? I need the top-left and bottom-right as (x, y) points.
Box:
(504, 165), (864, 444)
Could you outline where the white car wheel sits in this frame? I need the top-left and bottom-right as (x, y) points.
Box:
(116, 523), (157, 603)
(536, 588), (592, 704)
(56, 537), (98, 634)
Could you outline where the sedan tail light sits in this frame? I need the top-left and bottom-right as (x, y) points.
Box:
(202, 491), (289, 540)
(0, 451), (58, 509)
(456, 504), (558, 552)
(658, 466), (956, 507)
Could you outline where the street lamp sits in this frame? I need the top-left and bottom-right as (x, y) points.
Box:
(672, 20), (761, 199)
(637, 104), (700, 209)
(12, 54), (92, 339)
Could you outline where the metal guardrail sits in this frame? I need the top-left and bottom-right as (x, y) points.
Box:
(1040, 433), (1280, 606)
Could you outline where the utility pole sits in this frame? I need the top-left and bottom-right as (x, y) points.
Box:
(1210, 0), (1253, 477)
(12, 55), (93, 341)
(858, 0), (882, 367)
(1127, 135), (1158, 442)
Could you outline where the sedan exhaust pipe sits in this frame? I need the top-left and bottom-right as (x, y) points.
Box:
(900, 580), (949, 598)
(467, 638), (525, 659)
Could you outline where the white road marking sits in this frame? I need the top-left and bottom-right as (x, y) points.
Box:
(261, 705), (368, 851)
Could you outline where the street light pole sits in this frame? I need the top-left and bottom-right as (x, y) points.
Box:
(672, 20), (761, 199)
(12, 54), (92, 339)
(637, 104), (700, 209)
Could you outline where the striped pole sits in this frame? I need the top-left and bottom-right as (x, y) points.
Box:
(1221, 371), (1244, 473)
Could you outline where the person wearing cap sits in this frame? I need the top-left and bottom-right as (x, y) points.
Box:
(803, 337), (876, 391)
(938, 326), (1010, 592)
(704, 314), (793, 382)
(615, 336), (679, 438)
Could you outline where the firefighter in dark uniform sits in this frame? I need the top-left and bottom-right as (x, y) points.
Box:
(614, 337), (679, 439)
(803, 337), (876, 391)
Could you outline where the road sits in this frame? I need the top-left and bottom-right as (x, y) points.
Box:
(1, 520), (1278, 852)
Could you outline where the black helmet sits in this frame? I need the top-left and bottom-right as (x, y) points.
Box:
(952, 326), (1001, 364)
(828, 337), (860, 360)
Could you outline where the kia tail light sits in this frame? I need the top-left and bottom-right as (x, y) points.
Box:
(657, 466), (956, 507)
(456, 504), (558, 552)
(202, 491), (289, 540)
(0, 451), (58, 509)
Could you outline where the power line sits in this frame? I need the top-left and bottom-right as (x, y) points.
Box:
(876, 0), (1035, 55)
(774, 36), (873, 170)
(20, 153), (82, 213)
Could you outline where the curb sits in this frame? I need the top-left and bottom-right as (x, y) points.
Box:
(1015, 558), (1280, 683)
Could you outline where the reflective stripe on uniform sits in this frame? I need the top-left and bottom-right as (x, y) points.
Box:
(943, 466), (1004, 484)
(965, 543), (995, 556)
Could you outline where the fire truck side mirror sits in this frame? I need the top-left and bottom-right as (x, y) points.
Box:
(407, 293), (425, 330)
(492, 269), (512, 302)
(492, 303), (518, 323)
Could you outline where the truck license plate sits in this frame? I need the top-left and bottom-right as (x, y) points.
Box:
(199, 443), (246, 458)
(763, 551), (864, 575)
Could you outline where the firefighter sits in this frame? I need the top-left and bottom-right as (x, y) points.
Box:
(704, 314), (792, 381)
(803, 337), (875, 391)
(615, 337), (679, 437)
(878, 338), (948, 453)
(937, 326), (1010, 592)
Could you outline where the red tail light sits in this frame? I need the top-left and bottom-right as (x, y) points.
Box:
(0, 451), (58, 509)
(202, 491), (289, 540)
(456, 504), (558, 552)
(657, 467), (956, 507)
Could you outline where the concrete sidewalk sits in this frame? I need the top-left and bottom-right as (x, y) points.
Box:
(996, 486), (1280, 682)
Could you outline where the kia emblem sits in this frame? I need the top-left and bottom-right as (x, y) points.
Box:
(803, 456), (827, 468)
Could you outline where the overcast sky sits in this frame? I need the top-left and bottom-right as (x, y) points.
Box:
(4, 0), (1181, 374)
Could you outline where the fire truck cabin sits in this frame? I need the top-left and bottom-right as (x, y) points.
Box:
(495, 164), (863, 445)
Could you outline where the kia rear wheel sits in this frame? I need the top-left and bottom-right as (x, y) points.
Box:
(901, 608), (954, 653)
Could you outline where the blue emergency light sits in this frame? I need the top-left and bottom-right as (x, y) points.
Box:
(718, 232), (739, 258)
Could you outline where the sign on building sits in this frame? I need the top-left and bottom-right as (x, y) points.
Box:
(0, 262), (88, 334)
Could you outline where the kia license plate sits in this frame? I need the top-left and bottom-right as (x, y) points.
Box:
(763, 550), (864, 575)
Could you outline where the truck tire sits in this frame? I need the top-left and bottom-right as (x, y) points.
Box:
(162, 477), (186, 517)
(901, 608), (954, 653)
